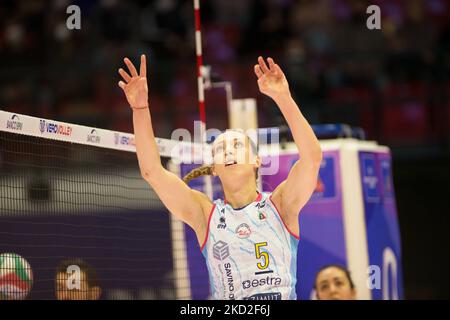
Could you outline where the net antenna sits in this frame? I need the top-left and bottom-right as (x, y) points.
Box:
(192, 0), (213, 199)
(170, 0), (214, 300)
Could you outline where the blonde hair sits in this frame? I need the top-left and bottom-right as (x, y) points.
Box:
(182, 165), (213, 183)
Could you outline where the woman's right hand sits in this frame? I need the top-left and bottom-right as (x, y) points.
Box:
(118, 54), (149, 109)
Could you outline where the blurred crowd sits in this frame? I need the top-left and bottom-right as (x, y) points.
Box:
(0, 0), (449, 148)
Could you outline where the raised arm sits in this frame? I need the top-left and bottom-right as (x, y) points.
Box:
(118, 55), (211, 232)
(254, 57), (322, 232)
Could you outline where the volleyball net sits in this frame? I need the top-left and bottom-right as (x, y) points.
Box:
(0, 110), (205, 300)
(1, 109), (399, 301)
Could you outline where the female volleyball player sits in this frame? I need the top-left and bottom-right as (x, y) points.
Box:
(118, 54), (322, 300)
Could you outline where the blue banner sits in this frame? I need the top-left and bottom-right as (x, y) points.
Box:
(359, 151), (404, 299)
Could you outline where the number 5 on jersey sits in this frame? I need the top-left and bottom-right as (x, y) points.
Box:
(255, 242), (270, 270)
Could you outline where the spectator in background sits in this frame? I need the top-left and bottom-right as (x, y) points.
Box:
(55, 258), (101, 300)
(314, 264), (356, 300)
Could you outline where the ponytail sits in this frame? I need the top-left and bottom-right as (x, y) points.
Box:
(182, 165), (213, 184)
(182, 165), (259, 184)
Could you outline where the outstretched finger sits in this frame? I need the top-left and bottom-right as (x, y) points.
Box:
(254, 65), (263, 78)
(258, 56), (270, 73)
(140, 54), (147, 77)
(274, 63), (284, 76)
(118, 81), (126, 90)
(124, 57), (138, 77)
(118, 68), (131, 83)
(267, 57), (276, 71)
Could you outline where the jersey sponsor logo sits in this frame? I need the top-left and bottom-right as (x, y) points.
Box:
(242, 276), (282, 290)
(243, 292), (282, 300)
(255, 200), (266, 209)
(217, 216), (226, 229)
(39, 119), (72, 136)
(235, 223), (251, 239)
(6, 114), (23, 131)
(87, 129), (101, 144)
(213, 240), (229, 260)
(223, 262), (235, 300)
(258, 211), (266, 221)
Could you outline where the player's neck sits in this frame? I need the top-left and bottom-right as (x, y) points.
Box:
(223, 183), (258, 209)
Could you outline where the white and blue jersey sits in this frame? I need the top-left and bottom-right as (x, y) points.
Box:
(201, 192), (299, 300)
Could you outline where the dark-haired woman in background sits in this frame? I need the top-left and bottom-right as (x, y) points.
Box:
(314, 265), (356, 300)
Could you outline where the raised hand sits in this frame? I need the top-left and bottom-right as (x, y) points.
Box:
(118, 54), (149, 109)
(254, 56), (290, 100)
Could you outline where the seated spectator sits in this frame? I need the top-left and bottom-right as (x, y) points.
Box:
(55, 258), (101, 300)
(314, 264), (356, 300)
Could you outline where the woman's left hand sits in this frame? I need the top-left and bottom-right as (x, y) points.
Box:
(254, 56), (290, 101)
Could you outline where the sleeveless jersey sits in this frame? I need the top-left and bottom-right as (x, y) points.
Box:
(201, 192), (299, 300)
